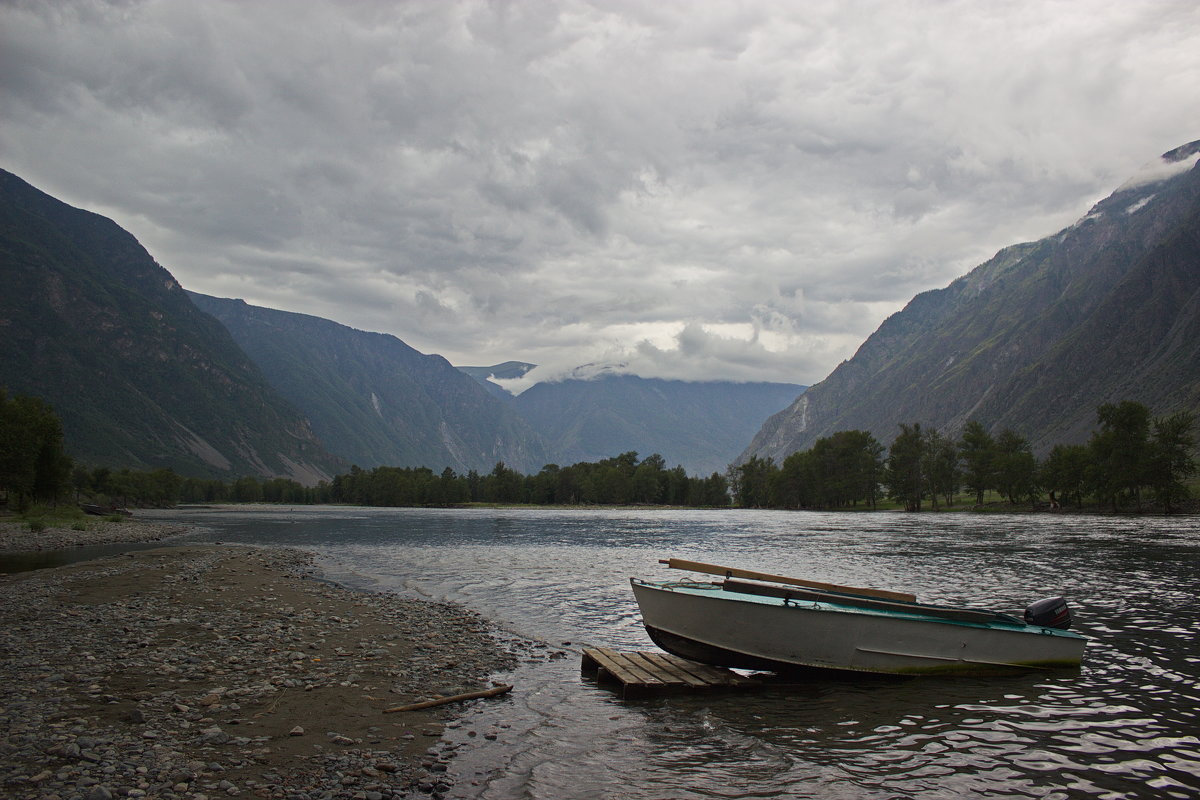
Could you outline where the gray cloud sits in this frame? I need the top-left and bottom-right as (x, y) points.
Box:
(2, 0), (1198, 386)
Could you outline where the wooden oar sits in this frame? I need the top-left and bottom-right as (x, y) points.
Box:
(659, 558), (916, 603)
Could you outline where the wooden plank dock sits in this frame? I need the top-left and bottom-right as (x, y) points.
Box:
(581, 647), (760, 697)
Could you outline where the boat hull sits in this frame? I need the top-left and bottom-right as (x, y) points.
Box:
(632, 580), (1087, 676)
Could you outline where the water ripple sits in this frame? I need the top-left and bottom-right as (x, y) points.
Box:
(146, 507), (1200, 800)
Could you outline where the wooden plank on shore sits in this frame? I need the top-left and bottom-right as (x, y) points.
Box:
(660, 653), (755, 686)
(660, 558), (916, 603)
(624, 652), (697, 686)
(602, 648), (668, 686)
(582, 648), (762, 694)
(584, 647), (642, 684)
(592, 647), (660, 686)
(639, 652), (710, 687)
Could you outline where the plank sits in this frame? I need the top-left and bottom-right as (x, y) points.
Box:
(590, 648), (659, 686)
(582, 648), (762, 694)
(602, 648), (668, 686)
(583, 647), (642, 684)
(614, 652), (681, 686)
(661, 654), (756, 686)
(639, 652), (710, 687)
(660, 558), (916, 603)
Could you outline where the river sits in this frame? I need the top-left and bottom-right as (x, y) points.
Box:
(136, 506), (1199, 799)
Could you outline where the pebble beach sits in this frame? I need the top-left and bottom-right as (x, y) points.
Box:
(0, 519), (524, 800)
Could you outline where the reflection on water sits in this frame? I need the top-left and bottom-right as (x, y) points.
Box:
(140, 507), (1200, 799)
(0, 540), (178, 573)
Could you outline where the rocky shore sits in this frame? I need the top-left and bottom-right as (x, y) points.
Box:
(0, 540), (521, 800)
(0, 517), (187, 553)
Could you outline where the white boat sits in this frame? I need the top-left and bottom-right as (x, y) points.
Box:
(631, 559), (1088, 676)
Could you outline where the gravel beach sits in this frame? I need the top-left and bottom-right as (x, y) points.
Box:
(0, 520), (523, 800)
(0, 517), (187, 553)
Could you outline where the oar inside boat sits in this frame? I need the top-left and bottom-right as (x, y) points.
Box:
(658, 558), (917, 603)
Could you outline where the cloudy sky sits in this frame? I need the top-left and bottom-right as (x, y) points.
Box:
(2, 1), (1198, 390)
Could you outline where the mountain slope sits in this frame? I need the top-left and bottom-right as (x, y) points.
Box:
(0, 169), (339, 482)
(514, 374), (804, 475)
(742, 141), (1200, 461)
(190, 294), (548, 473)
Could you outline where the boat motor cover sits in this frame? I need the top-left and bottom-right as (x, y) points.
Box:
(1024, 596), (1072, 629)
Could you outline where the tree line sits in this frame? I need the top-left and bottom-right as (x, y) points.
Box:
(77, 452), (731, 508)
(326, 452), (732, 508)
(2, 389), (1194, 514)
(730, 401), (1196, 513)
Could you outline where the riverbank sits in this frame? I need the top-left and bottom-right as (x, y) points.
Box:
(0, 544), (520, 799)
(0, 515), (187, 552)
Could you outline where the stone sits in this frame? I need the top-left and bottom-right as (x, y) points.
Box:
(198, 726), (231, 745)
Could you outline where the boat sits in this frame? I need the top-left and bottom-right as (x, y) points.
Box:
(631, 559), (1088, 676)
(80, 504), (132, 516)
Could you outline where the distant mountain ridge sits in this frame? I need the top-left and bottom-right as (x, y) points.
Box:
(0, 161), (802, 482)
(741, 140), (1200, 463)
(14, 138), (1193, 488)
(0, 168), (340, 482)
(510, 374), (805, 475)
(189, 295), (549, 474)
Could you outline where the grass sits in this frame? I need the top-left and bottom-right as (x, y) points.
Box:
(21, 503), (87, 522)
(16, 503), (89, 530)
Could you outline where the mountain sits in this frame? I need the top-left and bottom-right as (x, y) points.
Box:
(513, 374), (804, 475)
(0, 169), (340, 483)
(457, 361), (536, 401)
(189, 294), (548, 473)
(741, 141), (1200, 463)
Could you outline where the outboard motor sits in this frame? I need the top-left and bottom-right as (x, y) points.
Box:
(1024, 596), (1072, 630)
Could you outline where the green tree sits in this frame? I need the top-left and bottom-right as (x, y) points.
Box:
(1089, 401), (1151, 511)
(483, 462), (524, 503)
(993, 430), (1038, 505)
(731, 455), (777, 508)
(0, 391), (72, 507)
(664, 465), (691, 506)
(775, 449), (816, 509)
(958, 420), (995, 506)
(632, 454), (667, 504)
(1146, 411), (1196, 513)
(886, 423), (926, 511)
(697, 472), (730, 507)
(233, 476), (263, 503)
(1039, 444), (1090, 509)
(923, 428), (959, 510)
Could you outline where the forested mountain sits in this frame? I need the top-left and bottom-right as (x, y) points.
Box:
(0, 169), (340, 483)
(741, 141), (1200, 463)
(190, 294), (549, 473)
(511, 374), (804, 475)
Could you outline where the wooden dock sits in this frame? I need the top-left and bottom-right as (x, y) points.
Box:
(581, 647), (760, 697)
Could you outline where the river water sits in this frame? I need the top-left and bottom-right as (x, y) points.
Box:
(137, 506), (1200, 799)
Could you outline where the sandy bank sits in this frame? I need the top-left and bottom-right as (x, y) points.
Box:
(0, 544), (519, 799)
